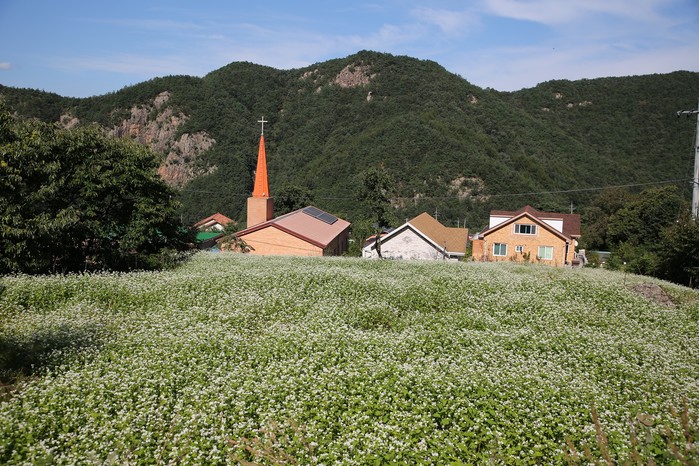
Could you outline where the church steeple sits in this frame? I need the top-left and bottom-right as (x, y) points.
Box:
(252, 130), (269, 197)
(246, 116), (274, 228)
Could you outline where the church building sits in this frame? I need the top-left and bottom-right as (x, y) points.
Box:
(235, 118), (351, 256)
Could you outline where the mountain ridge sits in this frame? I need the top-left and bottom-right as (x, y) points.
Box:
(1, 51), (697, 229)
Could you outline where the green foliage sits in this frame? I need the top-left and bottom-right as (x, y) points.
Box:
(582, 185), (697, 287)
(565, 400), (698, 465)
(581, 188), (636, 250)
(346, 217), (374, 256)
(0, 102), (191, 273)
(274, 185), (315, 216)
(657, 213), (699, 287)
(607, 186), (684, 247)
(0, 255), (698, 464)
(359, 164), (396, 229)
(1, 53), (698, 233)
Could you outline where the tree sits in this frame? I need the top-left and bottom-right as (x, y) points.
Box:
(0, 102), (190, 273)
(657, 213), (699, 287)
(595, 185), (687, 280)
(607, 186), (684, 248)
(358, 165), (396, 258)
(346, 217), (374, 257)
(581, 188), (634, 250)
(275, 185), (314, 216)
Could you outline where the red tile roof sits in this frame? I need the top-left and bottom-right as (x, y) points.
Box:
(193, 213), (235, 230)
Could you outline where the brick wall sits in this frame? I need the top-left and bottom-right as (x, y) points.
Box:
(474, 224), (573, 266)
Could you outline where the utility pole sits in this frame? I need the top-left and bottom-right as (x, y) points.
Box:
(677, 99), (699, 219)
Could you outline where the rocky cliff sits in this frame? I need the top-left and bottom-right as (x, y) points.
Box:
(61, 91), (215, 188)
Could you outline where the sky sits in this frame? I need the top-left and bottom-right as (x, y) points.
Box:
(1, 0), (698, 98)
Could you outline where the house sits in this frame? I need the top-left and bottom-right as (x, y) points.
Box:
(471, 205), (581, 266)
(193, 213), (235, 249)
(236, 205), (350, 256)
(362, 212), (469, 260)
(193, 213), (235, 232)
(233, 118), (351, 256)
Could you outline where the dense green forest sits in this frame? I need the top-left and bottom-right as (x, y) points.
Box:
(1, 51), (697, 232)
(0, 103), (190, 274)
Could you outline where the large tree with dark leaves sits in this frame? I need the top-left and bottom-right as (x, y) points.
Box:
(0, 102), (190, 273)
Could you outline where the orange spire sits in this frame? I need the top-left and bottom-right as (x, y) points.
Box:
(252, 133), (270, 198)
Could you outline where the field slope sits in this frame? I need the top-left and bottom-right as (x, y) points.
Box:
(1, 254), (698, 464)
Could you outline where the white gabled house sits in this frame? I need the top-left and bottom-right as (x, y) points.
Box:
(362, 212), (469, 260)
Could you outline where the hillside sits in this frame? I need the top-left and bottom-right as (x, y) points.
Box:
(1, 51), (697, 228)
(1, 254), (697, 463)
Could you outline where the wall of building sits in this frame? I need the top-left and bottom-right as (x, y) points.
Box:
(241, 227), (323, 256)
(322, 229), (350, 256)
(475, 226), (572, 266)
(364, 228), (446, 260)
(246, 197), (274, 228)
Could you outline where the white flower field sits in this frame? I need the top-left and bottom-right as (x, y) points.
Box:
(1, 253), (697, 464)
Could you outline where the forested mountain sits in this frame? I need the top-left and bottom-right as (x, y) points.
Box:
(1, 50), (697, 230)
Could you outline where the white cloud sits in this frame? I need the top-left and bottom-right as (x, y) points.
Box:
(0, 62), (11, 70)
(482, 0), (671, 25)
(57, 54), (199, 77)
(411, 7), (480, 35)
(449, 35), (699, 92)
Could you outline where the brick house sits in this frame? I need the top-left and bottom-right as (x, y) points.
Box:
(471, 205), (581, 266)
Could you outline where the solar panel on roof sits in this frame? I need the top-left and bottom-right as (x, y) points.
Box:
(302, 206), (324, 217)
(317, 212), (338, 225)
(302, 206), (338, 225)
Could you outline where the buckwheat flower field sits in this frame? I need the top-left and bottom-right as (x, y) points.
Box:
(1, 253), (697, 464)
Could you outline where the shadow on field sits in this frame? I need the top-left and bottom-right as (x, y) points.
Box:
(0, 322), (105, 390)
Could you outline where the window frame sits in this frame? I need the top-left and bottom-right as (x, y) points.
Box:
(514, 223), (537, 235)
(515, 245), (524, 253)
(537, 245), (554, 260)
(493, 243), (507, 257)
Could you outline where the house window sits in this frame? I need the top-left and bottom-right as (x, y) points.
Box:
(514, 223), (537, 235)
(493, 243), (507, 256)
(515, 245), (524, 253)
(538, 246), (554, 260)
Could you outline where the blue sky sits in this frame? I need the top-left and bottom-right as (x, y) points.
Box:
(1, 0), (698, 98)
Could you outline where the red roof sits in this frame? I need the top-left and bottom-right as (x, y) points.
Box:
(193, 213), (235, 230)
(485, 205), (581, 239)
(237, 206), (350, 249)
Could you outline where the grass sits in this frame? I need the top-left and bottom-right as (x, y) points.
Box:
(0, 253), (697, 464)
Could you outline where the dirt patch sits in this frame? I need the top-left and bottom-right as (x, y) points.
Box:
(630, 283), (675, 308)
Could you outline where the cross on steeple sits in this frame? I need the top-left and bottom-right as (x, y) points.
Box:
(258, 116), (268, 135)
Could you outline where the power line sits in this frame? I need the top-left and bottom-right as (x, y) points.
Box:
(390, 178), (692, 201)
(179, 178), (691, 202)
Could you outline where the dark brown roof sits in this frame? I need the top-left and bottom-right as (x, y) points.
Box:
(488, 205), (580, 238)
